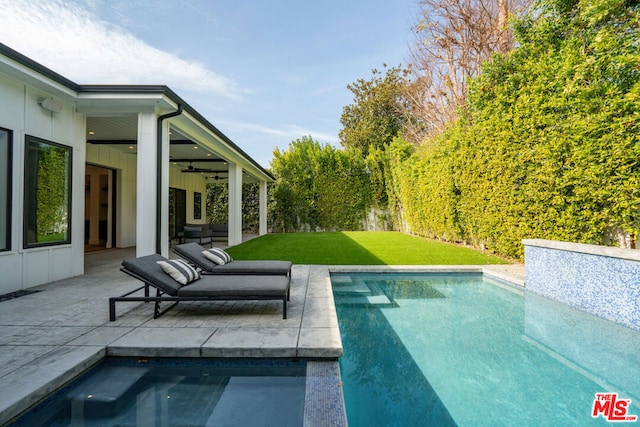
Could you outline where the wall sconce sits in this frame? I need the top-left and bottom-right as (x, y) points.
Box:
(38, 98), (63, 113)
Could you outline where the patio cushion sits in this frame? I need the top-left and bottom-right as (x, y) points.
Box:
(176, 243), (218, 271)
(177, 275), (289, 297)
(209, 260), (292, 275)
(122, 254), (182, 295)
(157, 259), (200, 285)
(173, 242), (291, 276)
(202, 248), (233, 265)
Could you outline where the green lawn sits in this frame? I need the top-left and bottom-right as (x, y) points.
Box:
(226, 231), (509, 265)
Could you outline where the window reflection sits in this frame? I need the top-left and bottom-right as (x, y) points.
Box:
(23, 136), (72, 248)
(0, 128), (10, 251)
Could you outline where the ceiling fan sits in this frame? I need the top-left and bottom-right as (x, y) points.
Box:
(205, 173), (228, 181)
(181, 162), (218, 173)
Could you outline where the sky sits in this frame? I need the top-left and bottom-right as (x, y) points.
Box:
(0, 0), (417, 167)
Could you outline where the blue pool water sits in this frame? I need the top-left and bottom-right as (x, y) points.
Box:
(10, 358), (306, 426)
(332, 272), (640, 426)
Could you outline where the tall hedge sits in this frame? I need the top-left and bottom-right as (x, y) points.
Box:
(206, 182), (261, 232)
(387, 0), (639, 259)
(269, 136), (372, 232)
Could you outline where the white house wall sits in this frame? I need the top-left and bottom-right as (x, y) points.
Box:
(0, 73), (24, 293)
(0, 72), (85, 293)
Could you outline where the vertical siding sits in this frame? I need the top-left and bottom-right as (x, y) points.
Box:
(0, 73), (84, 292)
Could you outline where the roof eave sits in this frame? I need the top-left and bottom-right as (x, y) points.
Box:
(0, 43), (274, 181)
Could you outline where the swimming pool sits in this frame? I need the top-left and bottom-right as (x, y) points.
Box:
(332, 272), (640, 426)
(9, 358), (307, 426)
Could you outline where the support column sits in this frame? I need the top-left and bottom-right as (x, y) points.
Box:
(228, 163), (243, 246)
(158, 119), (171, 257)
(259, 181), (267, 235)
(136, 112), (158, 257)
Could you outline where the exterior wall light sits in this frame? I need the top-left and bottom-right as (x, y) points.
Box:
(38, 98), (63, 113)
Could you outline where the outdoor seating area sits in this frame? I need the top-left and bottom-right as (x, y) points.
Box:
(113, 253), (291, 320)
(180, 224), (229, 248)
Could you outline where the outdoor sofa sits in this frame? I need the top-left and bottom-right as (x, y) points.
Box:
(111, 253), (291, 320)
(182, 225), (213, 247)
(208, 224), (228, 241)
(178, 224), (229, 247)
(173, 242), (292, 276)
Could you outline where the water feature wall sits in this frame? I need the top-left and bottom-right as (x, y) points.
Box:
(523, 239), (640, 330)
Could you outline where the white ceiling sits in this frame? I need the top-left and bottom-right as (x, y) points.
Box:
(85, 116), (247, 182)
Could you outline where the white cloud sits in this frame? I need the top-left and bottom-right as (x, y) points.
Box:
(0, 0), (245, 100)
(218, 120), (339, 146)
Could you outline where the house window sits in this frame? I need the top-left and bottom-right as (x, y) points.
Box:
(0, 128), (11, 251)
(23, 136), (72, 248)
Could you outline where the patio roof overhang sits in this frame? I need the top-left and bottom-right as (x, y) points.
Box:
(1, 42), (272, 257)
(78, 87), (274, 184)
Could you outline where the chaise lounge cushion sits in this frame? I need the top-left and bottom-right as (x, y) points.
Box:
(122, 254), (183, 295)
(176, 275), (290, 297)
(174, 243), (292, 276)
(209, 260), (292, 275)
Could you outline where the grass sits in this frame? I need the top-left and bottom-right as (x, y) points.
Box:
(226, 231), (509, 265)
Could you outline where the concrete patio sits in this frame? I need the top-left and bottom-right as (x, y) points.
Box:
(0, 248), (344, 425)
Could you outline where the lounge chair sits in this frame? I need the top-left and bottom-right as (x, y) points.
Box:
(110, 254), (291, 320)
(173, 243), (292, 276)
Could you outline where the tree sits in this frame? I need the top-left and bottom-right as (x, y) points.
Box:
(386, 0), (640, 258)
(206, 182), (261, 232)
(339, 66), (410, 157)
(206, 182), (228, 225)
(270, 136), (372, 231)
(403, 0), (530, 141)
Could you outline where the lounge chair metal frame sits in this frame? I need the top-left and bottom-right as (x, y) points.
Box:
(110, 267), (290, 321)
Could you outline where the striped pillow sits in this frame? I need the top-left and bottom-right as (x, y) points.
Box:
(202, 248), (233, 265)
(157, 259), (200, 285)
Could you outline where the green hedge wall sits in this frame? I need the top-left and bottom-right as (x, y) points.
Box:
(269, 136), (372, 232)
(387, 0), (639, 259)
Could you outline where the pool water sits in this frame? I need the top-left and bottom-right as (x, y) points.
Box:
(332, 272), (640, 427)
(10, 358), (306, 427)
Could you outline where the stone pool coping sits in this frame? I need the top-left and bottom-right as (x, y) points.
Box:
(523, 238), (640, 261)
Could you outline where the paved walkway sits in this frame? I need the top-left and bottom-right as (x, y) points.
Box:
(0, 247), (525, 425)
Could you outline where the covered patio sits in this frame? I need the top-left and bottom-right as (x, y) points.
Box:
(0, 43), (273, 294)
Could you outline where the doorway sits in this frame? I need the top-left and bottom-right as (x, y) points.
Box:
(169, 187), (186, 241)
(85, 164), (116, 252)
